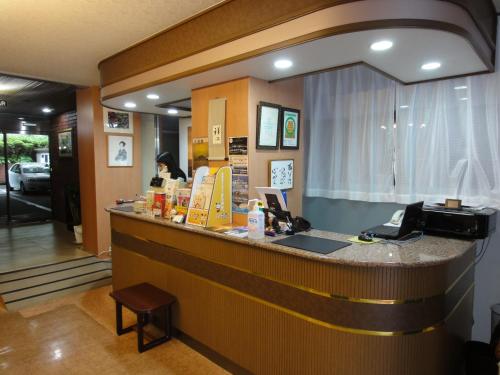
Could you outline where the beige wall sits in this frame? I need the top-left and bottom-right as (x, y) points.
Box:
(77, 86), (142, 255)
(248, 77), (304, 216)
(191, 78), (249, 225)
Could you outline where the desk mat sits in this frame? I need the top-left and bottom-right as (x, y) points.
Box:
(110, 205), (134, 212)
(272, 235), (351, 254)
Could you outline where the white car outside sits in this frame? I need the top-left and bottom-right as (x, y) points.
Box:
(8, 163), (51, 193)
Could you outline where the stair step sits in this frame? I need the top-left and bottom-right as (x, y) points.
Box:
(6, 278), (112, 311)
(4, 269), (112, 304)
(0, 262), (111, 294)
(0, 256), (103, 283)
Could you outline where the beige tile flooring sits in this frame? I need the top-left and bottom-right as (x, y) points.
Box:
(0, 222), (91, 273)
(0, 286), (228, 374)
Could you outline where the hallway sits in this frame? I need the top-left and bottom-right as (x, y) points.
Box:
(0, 222), (88, 273)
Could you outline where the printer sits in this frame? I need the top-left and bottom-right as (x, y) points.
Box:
(421, 204), (496, 239)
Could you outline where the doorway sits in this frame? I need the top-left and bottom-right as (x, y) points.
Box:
(0, 132), (52, 224)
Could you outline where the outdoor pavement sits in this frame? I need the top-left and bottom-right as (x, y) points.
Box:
(0, 185), (52, 224)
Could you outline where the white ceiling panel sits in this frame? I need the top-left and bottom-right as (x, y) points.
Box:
(103, 28), (487, 115)
(0, 0), (222, 85)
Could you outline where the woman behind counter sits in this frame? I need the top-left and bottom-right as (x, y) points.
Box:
(156, 151), (187, 181)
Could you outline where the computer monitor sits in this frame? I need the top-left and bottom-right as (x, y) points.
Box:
(255, 187), (288, 211)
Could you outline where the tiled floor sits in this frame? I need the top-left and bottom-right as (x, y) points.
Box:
(0, 222), (90, 273)
(0, 286), (228, 374)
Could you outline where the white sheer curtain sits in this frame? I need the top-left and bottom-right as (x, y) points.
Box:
(304, 65), (396, 201)
(395, 74), (500, 207)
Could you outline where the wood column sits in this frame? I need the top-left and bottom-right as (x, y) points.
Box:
(76, 87), (142, 255)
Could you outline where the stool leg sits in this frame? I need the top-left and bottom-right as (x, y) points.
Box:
(137, 313), (145, 353)
(166, 305), (171, 339)
(115, 302), (123, 335)
(115, 302), (134, 336)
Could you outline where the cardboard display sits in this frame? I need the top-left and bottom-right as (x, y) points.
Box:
(187, 166), (232, 227)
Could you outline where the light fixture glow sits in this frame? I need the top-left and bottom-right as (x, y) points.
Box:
(408, 123), (414, 127)
(167, 108), (178, 115)
(393, 123), (397, 129)
(454, 85), (467, 90)
(274, 59), (293, 69)
(42, 107), (53, 113)
(124, 102), (136, 108)
(421, 62), (441, 71)
(399, 105), (409, 109)
(459, 97), (468, 101)
(0, 84), (15, 91)
(380, 125), (387, 130)
(147, 94), (159, 100)
(18, 117), (24, 120)
(370, 40), (393, 52)
(420, 123), (427, 128)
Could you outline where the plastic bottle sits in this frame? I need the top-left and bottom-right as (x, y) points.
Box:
(248, 201), (265, 240)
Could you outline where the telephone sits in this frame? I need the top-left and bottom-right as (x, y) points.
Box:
(390, 210), (405, 226)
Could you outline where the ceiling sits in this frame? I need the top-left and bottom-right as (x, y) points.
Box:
(0, 74), (76, 131)
(0, 0), (222, 86)
(103, 28), (488, 115)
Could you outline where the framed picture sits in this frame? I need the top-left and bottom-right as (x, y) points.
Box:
(256, 102), (280, 149)
(280, 107), (300, 149)
(107, 135), (133, 167)
(103, 107), (133, 134)
(58, 130), (73, 158)
(269, 159), (294, 190)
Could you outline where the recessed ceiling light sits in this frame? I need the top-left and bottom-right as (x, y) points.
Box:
(380, 125), (387, 130)
(421, 62), (441, 71)
(393, 123), (397, 129)
(408, 123), (414, 127)
(370, 40), (393, 52)
(420, 123), (427, 128)
(167, 108), (178, 115)
(454, 85), (467, 90)
(274, 59), (293, 69)
(399, 105), (409, 109)
(42, 107), (53, 113)
(459, 97), (468, 101)
(18, 117), (24, 120)
(147, 94), (159, 100)
(124, 102), (136, 108)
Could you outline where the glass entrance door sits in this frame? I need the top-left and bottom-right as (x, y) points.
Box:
(0, 132), (52, 224)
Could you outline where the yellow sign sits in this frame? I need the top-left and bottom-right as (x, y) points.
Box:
(207, 166), (232, 227)
(187, 166), (232, 227)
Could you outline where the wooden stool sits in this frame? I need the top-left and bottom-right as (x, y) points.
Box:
(110, 283), (176, 353)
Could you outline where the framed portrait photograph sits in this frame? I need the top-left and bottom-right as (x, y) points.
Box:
(280, 107), (300, 149)
(269, 159), (294, 190)
(103, 107), (133, 134)
(256, 102), (280, 149)
(58, 130), (73, 158)
(107, 135), (133, 167)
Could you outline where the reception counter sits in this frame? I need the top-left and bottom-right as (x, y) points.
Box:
(109, 208), (475, 375)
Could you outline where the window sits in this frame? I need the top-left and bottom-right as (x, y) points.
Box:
(305, 66), (500, 208)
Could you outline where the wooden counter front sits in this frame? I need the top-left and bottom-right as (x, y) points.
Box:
(109, 210), (475, 375)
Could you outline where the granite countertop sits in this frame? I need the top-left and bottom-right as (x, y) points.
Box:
(107, 207), (475, 268)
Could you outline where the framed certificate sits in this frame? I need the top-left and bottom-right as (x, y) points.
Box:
(256, 102), (280, 149)
(280, 107), (300, 149)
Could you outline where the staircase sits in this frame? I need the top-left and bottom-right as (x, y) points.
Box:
(0, 256), (112, 311)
